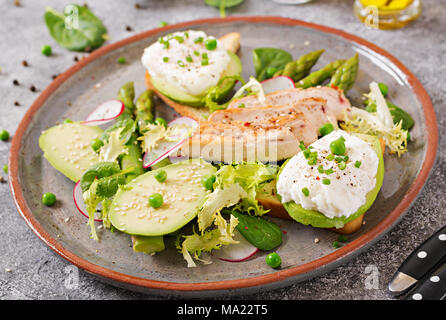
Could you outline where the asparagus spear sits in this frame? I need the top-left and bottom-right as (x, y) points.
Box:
(295, 59), (345, 89)
(114, 82), (145, 181)
(328, 54), (359, 93)
(280, 49), (325, 82)
(116, 81), (135, 121)
(134, 90), (155, 126)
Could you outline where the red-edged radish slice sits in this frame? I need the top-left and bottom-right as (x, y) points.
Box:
(261, 76), (295, 94)
(73, 181), (102, 222)
(81, 100), (124, 126)
(143, 117), (198, 168)
(213, 229), (259, 262)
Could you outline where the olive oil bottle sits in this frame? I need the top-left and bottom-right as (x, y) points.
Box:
(354, 0), (422, 29)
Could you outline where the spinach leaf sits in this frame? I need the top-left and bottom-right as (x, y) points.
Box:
(253, 48), (293, 81)
(44, 4), (107, 52)
(80, 162), (121, 193)
(228, 210), (283, 250)
(366, 100), (414, 131)
(101, 119), (137, 145)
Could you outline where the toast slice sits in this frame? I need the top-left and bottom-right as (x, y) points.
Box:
(144, 32), (241, 122)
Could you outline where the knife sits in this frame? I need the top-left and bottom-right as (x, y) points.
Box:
(404, 260), (446, 300)
(388, 224), (446, 296)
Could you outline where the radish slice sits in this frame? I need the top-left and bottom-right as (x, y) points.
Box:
(73, 181), (102, 222)
(261, 76), (295, 94)
(213, 229), (259, 262)
(143, 117), (198, 168)
(81, 100), (124, 126)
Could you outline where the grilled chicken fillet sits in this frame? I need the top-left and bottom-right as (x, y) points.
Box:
(227, 86), (351, 120)
(180, 112), (317, 162)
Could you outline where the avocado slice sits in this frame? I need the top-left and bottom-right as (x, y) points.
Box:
(150, 51), (242, 107)
(109, 159), (216, 236)
(39, 122), (103, 182)
(280, 134), (384, 229)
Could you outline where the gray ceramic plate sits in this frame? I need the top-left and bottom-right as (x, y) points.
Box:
(9, 17), (438, 297)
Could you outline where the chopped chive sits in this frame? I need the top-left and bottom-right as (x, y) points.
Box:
(337, 235), (348, 242)
(338, 161), (347, 170)
(310, 151), (318, 159)
(177, 60), (185, 67)
(163, 57), (169, 62)
(326, 154), (335, 161)
(174, 36), (184, 43)
(3, 164), (8, 174)
(184, 31), (189, 38)
(238, 103), (245, 108)
(163, 41), (170, 49)
(307, 158), (317, 165)
(324, 168), (334, 175)
(302, 187), (310, 197)
(332, 241), (341, 249)
(355, 160), (362, 168)
(335, 156), (344, 163)
(117, 57), (126, 64)
(317, 165), (324, 174)
(299, 141), (306, 151)
(194, 36), (204, 43)
(343, 155), (349, 162)
(322, 178), (331, 185)
(303, 149), (311, 159)
(186, 56), (193, 63)
(205, 38), (217, 50)
(201, 59), (209, 66)
(193, 50), (200, 56)
(202, 52), (208, 59)
(159, 21), (168, 27)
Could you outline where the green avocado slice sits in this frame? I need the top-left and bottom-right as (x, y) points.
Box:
(109, 159), (216, 236)
(280, 134), (384, 229)
(150, 51), (242, 107)
(39, 122), (103, 182)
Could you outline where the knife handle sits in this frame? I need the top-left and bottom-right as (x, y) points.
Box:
(399, 224), (446, 280)
(405, 261), (446, 300)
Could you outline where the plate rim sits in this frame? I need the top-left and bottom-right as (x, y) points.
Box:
(8, 16), (438, 293)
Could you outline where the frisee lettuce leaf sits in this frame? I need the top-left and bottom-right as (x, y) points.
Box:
(342, 82), (408, 156)
(99, 127), (129, 162)
(178, 215), (239, 268)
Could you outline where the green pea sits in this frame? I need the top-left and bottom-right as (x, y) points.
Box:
(330, 137), (346, 155)
(378, 83), (388, 96)
(41, 45), (52, 56)
(205, 38), (217, 51)
(265, 252), (282, 268)
(155, 117), (167, 128)
(148, 193), (163, 208)
(91, 138), (104, 152)
(0, 129), (10, 141)
(154, 169), (167, 183)
(201, 174), (216, 191)
(319, 123), (334, 137)
(266, 67), (278, 79)
(42, 192), (56, 206)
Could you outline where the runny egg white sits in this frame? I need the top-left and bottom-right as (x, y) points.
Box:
(277, 130), (379, 219)
(141, 30), (230, 96)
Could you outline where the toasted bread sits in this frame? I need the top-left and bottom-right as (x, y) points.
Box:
(144, 32), (241, 122)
